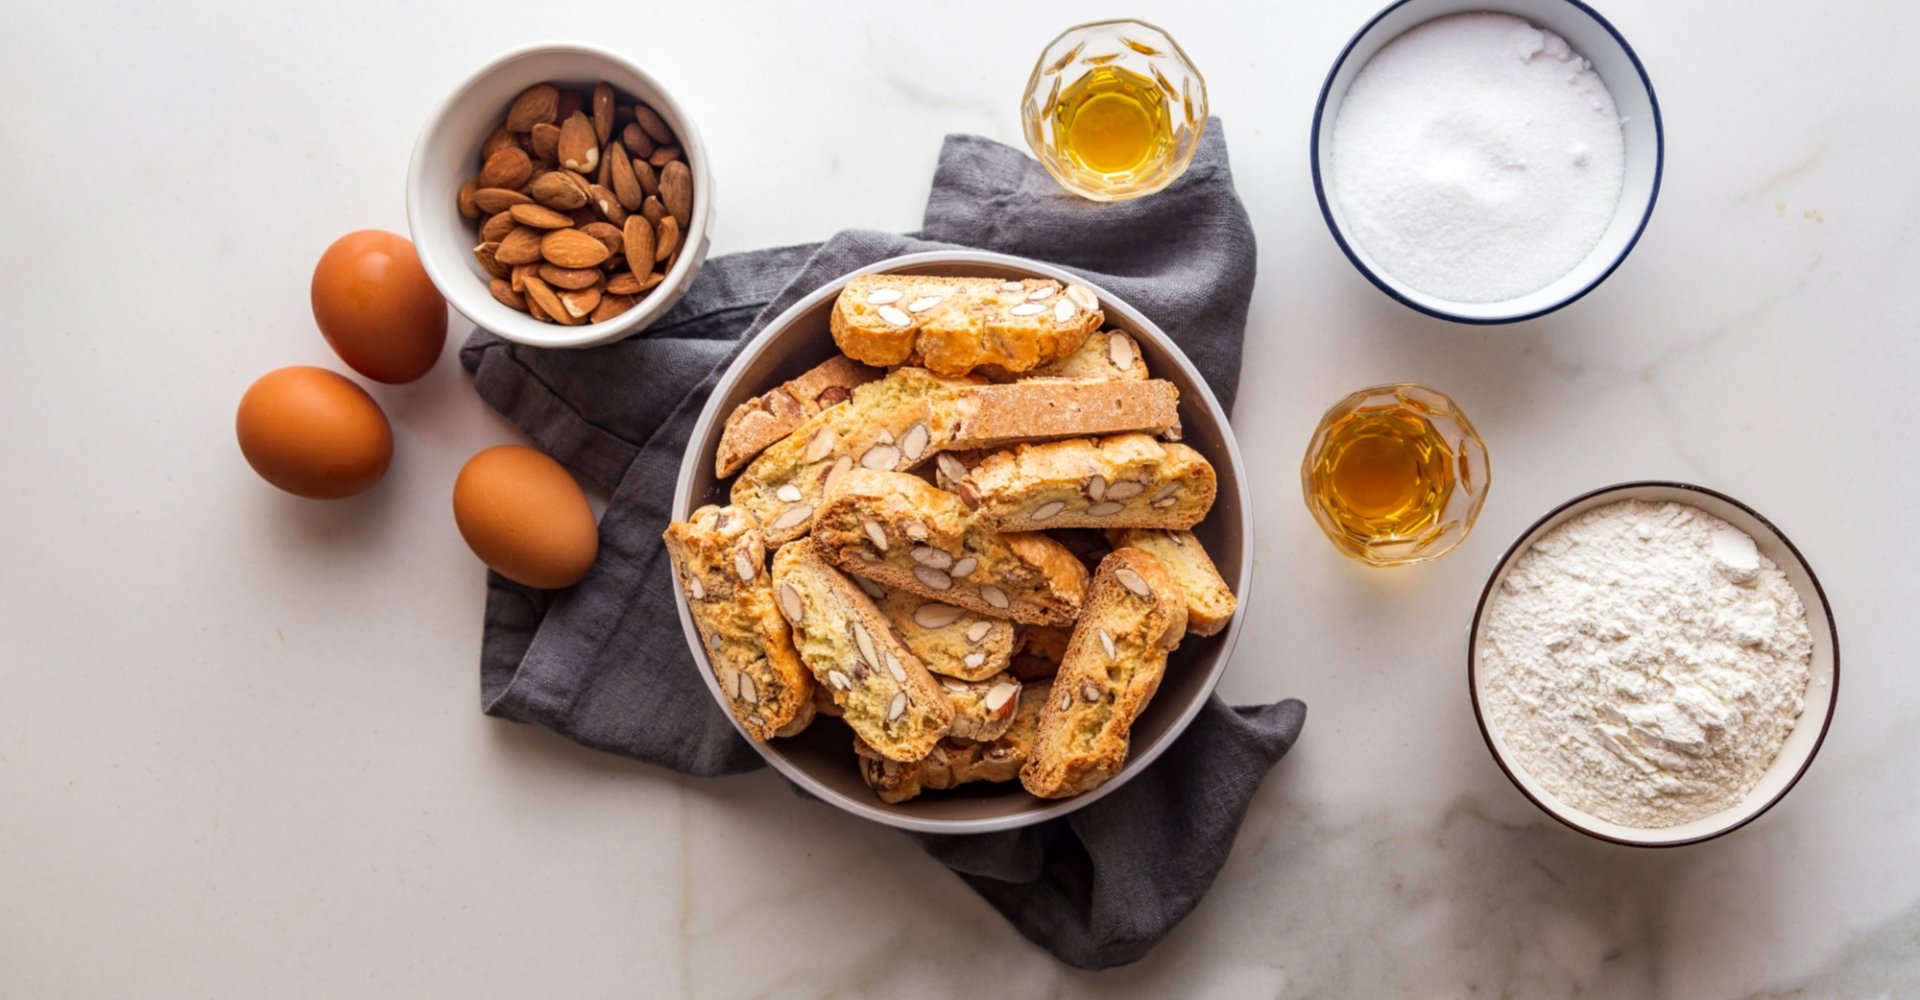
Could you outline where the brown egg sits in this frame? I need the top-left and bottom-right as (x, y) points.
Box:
(236, 366), (393, 499)
(311, 230), (447, 384)
(453, 446), (598, 589)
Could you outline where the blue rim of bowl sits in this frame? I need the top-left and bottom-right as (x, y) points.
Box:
(1466, 481), (1840, 847)
(1309, 0), (1666, 325)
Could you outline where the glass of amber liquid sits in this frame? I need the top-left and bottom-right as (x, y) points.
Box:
(1021, 19), (1208, 201)
(1301, 384), (1491, 567)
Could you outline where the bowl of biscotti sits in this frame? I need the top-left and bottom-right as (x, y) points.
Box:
(664, 250), (1251, 833)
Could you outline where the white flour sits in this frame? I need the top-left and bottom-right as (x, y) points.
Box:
(1481, 500), (1812, 828)
(1328, 13), (1625, 302)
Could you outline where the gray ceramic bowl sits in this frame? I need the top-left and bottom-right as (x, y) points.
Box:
(1469, 481), (1838, 846)
(670, 250), (1252, 833)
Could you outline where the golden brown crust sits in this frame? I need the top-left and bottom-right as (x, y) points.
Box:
(948, 379), (1180, 450)
(935, 672), (1023, 742)
(855, 680), (1051, 803)
(715, 356), (882, 477)
(831, 275), (1102, 376)
(661, 506), (814, 741)
(961, 433), (1217, 532)
(770, 540), (952, 761)
(1107, 528), (1237, 637)
(1020, 549), (1188, 799)
(978, 330), (1149, 383)
(811, 469), (1090, 626)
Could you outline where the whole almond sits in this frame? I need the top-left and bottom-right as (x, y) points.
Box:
(508, 203), (574, 229)
(559, 286), (602, 319)
(580, 221), (623, 257)
(654, 215), (680, 263)
(529, 122), (561, 163)
(540, 228), (612, 269)
(633, 158), (659, 199)
(639, 271), (665, 292)
(606, 271), (643, 295)
(480, 210), (516, 243)
(622, 217), (654, 280)
(457, 178), (480, 219)
(490, 277), (528, 311)
(481, 125), (518, 161)
(621, 122), (654, 158)
(530, 171), (589, 211)
(609, 145), (643, 211)
(635, 104), (675, 145)
(659, 160), (693, 230)
(647, 145), (682, 168)
(505, 84), (559, 132)
(538, 264), (603, 290)
(510, 263), (538, 293)
(592, 82), (614, 145)
(591, 293), (637, 323)
(522, 275), (577, 325)
(495, 225), (546, 266)
(556, 89), (586, 121)
(641, 196), (666, 226)
(524, 288), (551, 322)
(472, 242), (509, 278)
(478, 147), (533, 190)
(557, 111), (599, 174)
(473, 187), (532, 213)
(589, 184), (629, 226)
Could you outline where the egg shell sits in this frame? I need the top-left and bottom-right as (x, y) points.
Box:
(311, 230), (448, 384)
(453, 445), (598, 589)
(236, 366), (393, 499)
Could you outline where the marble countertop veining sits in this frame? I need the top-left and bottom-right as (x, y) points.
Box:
(3, 1), (1916, 997)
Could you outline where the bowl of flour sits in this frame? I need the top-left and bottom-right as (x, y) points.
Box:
(1311, 0), (1663, 323)
(1468, 482), (1838, 847)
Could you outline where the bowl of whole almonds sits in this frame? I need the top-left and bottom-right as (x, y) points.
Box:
(407, 42), (711, 348)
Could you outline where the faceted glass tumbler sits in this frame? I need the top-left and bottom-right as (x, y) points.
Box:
(1021, 19), (1208, 202)
(1301, 383), (1491, 567)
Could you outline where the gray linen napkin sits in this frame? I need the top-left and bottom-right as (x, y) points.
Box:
(459, 121), (1307, 970)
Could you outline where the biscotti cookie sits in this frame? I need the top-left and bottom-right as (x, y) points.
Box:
(979, 331), (1148, 383)
(947, 379), (1181, 450)
(832, 275), (1102, 376)
(935, 672), (1023, 742)
(811, 469), (1090, 626)
(873, 587), (1016, 681)
(715, 355), (883, 477)
(770, 539), (953, 761)
(661, 505), (815, 741)
(960, 433), (1216, 532)
(732, 366), (975, 545)
(1021, 549), (1188, 799)
(855, 680), (1050, 804)
(1108, 528), (1237, 637)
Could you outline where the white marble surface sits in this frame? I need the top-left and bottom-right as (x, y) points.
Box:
(3, 0), (1916, 996)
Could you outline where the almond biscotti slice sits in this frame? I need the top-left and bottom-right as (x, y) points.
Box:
(855, 680), (1051, 804)
(831, 275), (1102, 376)
(959, 433), (1217, 532)
(770, 539), (952, 761)
(1020, 548), (1188, 799)
(1107, 528), (1237, 637)
(732, 366), (976, 545)
(947, 378), (1181, 450)
(872, 586), (1016, 681)
(811, 469), (1089, 626)
(935, 672), (1023, 742)
(979, 331), (1149, 383)
(715, 355), (883, 477)
(662, 505), (815, 741)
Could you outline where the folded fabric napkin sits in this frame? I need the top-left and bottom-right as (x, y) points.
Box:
(460, 120), (1307, 970)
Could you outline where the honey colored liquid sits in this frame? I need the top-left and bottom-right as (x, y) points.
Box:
(1053, 65), (1173, 178)
(1308, 407), (1458, 541)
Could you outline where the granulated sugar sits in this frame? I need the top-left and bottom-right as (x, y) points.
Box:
(1328, 13), (1626, 303)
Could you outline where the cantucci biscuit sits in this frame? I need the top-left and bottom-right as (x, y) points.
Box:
(872, 586), (1016, 681)
(1107, 528), (1237, 637)
(811, 469), (1090, 626)
(855, 680), (1050, 804)
(832, 275), (1102, 376)
(715, 355), (882, 477)
(935, 672), (1023, 742)
(662, 505), (815, 741)
(1021, 548), (1187, 799)
(979, 330), (1148, 383)
(959, 433), (1216, 532)
(771, 539), (952, 761)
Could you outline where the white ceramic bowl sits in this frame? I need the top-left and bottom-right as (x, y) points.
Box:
(671, 250), (1253, 834)
(1469, 482), (1839, 846)
(1311, 0), (1663, 323)
(406, 42), (713, 348)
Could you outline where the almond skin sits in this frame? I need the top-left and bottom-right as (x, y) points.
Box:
(457, 178), (480, 219)
(530, 171), (589, 211)
(609, 145), (642, 211)
(508, 203), (573, 229)
(478, 147), (533, 190)
(495, 226), (546, 266)
(538, 264), (602, 290)
(646, 145), (682, 168)
(481, 125), (518, 161)
(559, 286), (601, 319)
(635, 104), (675, 145)
(654, 215), (680, 263)
(480, 211), (516, 243)
(659, 160), (692, 230)
(472, 242), (509, 278)
(505, 84), (559, 132)
(490, 278), (528, 311)
(641, 196), (665, 226)
(591, 293), (637, 323)
(606, 271), (643, 295)
(592, 83), (614, 145)
(622, 217), (655, 280)
(540, 228), (612, 269)
(580, 222), (623, 257)
(589, 184), (628, 226)
(557, 111), (599, 174)
(473, 187), (531, 214)
(633, 158), (659, 200)
(621, 122), (654, 158)
(529, 122), (561, 163)
(521, 275), (577, 325)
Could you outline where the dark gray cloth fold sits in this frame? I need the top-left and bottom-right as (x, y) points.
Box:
(459, 121), (1306, 970)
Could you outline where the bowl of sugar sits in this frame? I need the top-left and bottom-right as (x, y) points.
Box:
(1311, 0), (1663, 323)
(1468, 482), (1839, 847)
